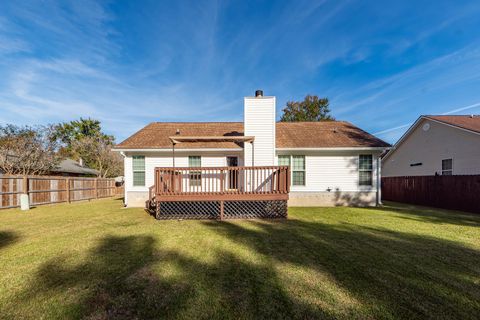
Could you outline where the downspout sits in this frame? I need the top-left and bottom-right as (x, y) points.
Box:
(172, 142), (176, 168)
(377, 156), (382, 206)
(120, 152), (127, 207)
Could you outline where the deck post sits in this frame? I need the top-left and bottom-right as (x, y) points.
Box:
(220, 169), (225, 193)
(219, 200), (224, 220)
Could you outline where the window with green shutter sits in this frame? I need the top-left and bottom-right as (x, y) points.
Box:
(359, 154), (373, 186)
(188, 156), (201, 187)
(132, 156), (145, 186)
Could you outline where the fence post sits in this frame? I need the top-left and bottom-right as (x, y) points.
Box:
(66, 178), (70, 203)
(94, 178), (98, 199)
(21, 175), (30, 210)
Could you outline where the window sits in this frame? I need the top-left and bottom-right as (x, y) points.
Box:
(278, 155), (305, 186)
(292, 156), (305, 186)
(442, 159), (453, 175)
(132, 156), (145, 186)
(189, 156), (201, 187)
(359, 154), (373, 186)
(278, 155), (290, 167)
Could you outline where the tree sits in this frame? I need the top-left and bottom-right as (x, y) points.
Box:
(71, 136), (123, 178)
(52, 118), (114, 158)
(52, 118), (122, 177)
(280, 95), (334, 122)
(0, 124), (61, 175)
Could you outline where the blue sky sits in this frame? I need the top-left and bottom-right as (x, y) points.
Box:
(1, 0), (480, 143)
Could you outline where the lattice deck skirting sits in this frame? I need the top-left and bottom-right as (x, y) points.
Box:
(148, 200), (288, 220)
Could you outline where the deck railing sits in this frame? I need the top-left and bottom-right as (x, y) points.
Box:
(152, 166), (290, 202)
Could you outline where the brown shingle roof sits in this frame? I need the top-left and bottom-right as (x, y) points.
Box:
(115, 121), (390, 149)
(425, 115), (480, 134)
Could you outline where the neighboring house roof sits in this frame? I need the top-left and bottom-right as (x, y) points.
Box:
(114, 121), (390, 150)
(51, 159), (99, 176)
(424, 115), (480, 134)
(382, 115), (480, 161)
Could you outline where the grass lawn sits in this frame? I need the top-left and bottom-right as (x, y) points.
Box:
(0, 199), (479, 319)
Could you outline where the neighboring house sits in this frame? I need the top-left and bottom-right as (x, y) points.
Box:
(114, 91), (390, 208)
(382, 115), (480, 177)
(49, 159), (99, 177)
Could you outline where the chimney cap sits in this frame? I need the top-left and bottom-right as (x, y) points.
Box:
(255, 90), (263, 97)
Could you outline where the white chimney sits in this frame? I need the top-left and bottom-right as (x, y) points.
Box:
(244, 90), (276, 166)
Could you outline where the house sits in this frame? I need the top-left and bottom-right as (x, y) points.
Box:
(114, 90), (389, 215)
(382, 115), (480, 177)
(49, 158), (99, 177)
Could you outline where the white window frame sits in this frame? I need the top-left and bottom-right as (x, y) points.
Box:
(188, 156), (202, 187)
(132, 155), (145, 187)
(278, 155), (306, 186)
(441, 158), (453, 175)
(359, 154), (373, 186)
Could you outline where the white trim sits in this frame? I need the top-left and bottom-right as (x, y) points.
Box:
(113, 148), (243, 152)
(276, 147), (389, 151)
(115, 147), (389, 153)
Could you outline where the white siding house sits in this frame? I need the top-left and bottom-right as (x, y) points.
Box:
(115, 91), (390, 207)
(383, 115), (480, 177)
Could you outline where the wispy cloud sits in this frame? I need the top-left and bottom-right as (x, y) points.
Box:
(1, 0), (480, 143)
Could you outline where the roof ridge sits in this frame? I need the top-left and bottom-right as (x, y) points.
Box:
(152, 121), (243, 124)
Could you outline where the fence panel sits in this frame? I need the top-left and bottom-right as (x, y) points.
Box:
(0, 175), (123, 209)
(382, 175), (480, 213)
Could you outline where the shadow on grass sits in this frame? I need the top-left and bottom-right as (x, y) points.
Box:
(4, 234), (325, 319)
(202, 219), (480, 319)
(4, 218), (480, 319)
(374, 202), (480, 227)
(0, 230), (20, 251)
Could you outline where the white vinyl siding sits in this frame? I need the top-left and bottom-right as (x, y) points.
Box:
(244, 97), (276, 166)
(125, 152), (243, 192)
(132, 156), (145, 186)
(382, 118), (480, 177)
(277, 151), (378, 192)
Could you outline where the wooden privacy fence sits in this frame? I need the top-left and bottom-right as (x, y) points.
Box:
(382, 175), (480, 213)
(0, 175), (124, 209)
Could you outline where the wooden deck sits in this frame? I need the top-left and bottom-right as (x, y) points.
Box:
(148, 166), (290, 219)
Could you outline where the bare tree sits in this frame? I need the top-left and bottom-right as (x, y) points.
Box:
(0, 125), (61, 175)
(71, 136), (123, 178)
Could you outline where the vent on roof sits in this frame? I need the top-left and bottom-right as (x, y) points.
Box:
(176, 129), (180, 135)
(255, 90), (263, 97)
